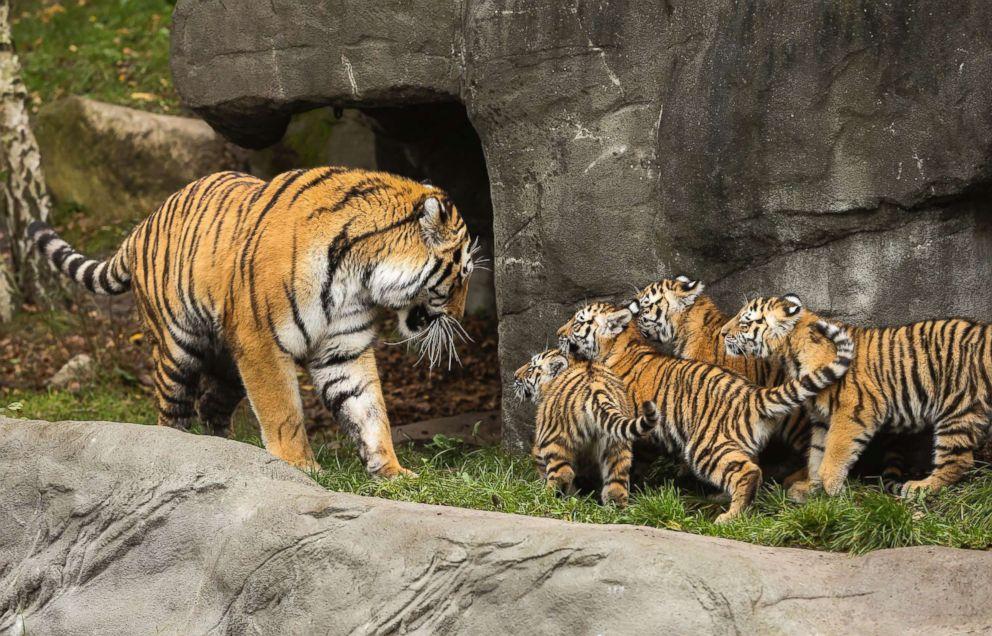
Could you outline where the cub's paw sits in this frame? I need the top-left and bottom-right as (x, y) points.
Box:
(898, 479), (933, 498)
(601, 485), (629, 508)
(820, 473), (847, 497)
(786, 479), (817, 503)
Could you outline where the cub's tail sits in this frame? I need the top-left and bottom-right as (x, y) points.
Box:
(27, 221), (131, 295)
(757, 321), (854, 419)
(593, 394), (661, 441)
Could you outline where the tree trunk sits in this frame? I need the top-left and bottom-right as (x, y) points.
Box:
(0, 0), (55, 317)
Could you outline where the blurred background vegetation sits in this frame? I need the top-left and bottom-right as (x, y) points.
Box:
(12, 0), (177, 113)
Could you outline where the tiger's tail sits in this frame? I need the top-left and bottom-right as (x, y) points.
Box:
(593, 394), (661, 441)
(757, 321), (853, 419)
(27, 221), (131, 295)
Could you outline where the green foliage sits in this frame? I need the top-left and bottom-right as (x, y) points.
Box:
(11, 0), (178, 112)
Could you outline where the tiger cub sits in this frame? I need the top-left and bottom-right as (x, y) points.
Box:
(558, 302), (852, 523)
(513, 349), (660, 506)
(722, 294), (992, 498)
(629, 276), (811, 485)
(30, 168), (475, 476)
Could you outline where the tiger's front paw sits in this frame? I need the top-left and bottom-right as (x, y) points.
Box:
(714, 510), (737, 525)
(373, 462), (418, 479)
(898, 479), (933, 498)
(601, 484), (629, 508)
(786, 479), (818, 503)
(819, 471), (848, 496)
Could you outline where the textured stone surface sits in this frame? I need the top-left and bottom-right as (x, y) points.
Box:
(171, 1), (992, 449)
(2, 417), (991, 634)
(34, 97), (243, 224)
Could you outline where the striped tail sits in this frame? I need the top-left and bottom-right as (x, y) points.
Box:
(593, 396), (661, 441)
(27, 221), (131, 295)
(757, 320), (854, 419)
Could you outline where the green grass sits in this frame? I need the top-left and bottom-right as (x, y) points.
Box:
(11, 0), (178, 113)
(4, 384), (992, 554)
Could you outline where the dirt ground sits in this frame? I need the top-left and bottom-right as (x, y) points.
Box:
(0, 292), (502, 431)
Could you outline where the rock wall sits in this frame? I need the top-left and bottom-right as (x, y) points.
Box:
(170, 1), (992, 449)
(2, 417), (991, 634)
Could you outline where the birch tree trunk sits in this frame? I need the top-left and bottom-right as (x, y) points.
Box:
(0, 0), (55, 319)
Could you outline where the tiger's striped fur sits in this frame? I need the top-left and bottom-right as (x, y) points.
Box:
(29, 168), (475, 476)
(630, 276), (811, 485)
(514, 349), (660, 506)
(722, 295), (992, 498)
(557, 302), (853, 522)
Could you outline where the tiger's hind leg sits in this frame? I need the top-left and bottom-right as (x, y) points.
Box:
(900, 410), (987, 496)
(710, 449), (763, 525)
(150, 339), (202, 432)
(819, 406), (881, 496)
(196, 374), (245, 437)
(788, 421), (827, 502)
(596, 437), (632, 507)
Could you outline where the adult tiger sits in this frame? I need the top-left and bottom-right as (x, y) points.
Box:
(29, 168), (476, 476)
(722, 294), (992, 498)
(557, 302), (852, 522)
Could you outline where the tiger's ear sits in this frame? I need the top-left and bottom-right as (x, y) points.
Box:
(674, 275), (704, 306)
(782, 293), (803, 317)
(419, 196), (448, 244)
(599, 309), (632, 336)
(547, 354), (569, 378)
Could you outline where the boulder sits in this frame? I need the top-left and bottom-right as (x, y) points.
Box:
(1, 417), (990, 634)
(170, 1), (992, 449)
(44, 353), (92, 390)
(34, 97), (243, 225)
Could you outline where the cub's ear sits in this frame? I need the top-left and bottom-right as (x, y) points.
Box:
(600, 309), (633, 336)
(674, 275), (704, 305)
(627, 300), (640, 315)
(419, 196), (448, 243)
(782, 293), (803, 317)
(547, 354), (569, 378)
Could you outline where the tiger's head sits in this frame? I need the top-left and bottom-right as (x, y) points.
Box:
(557, 302), (634, 361)
(513, 349), (569, 403)
(629, 275), (704, 345)
(721, 294), (805, 359)
(382, 185), (478, 367)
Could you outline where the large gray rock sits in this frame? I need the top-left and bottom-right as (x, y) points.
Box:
(1, 417), (990, 634)
(34, 97), (244, 225)
(170, 1), (992, 449)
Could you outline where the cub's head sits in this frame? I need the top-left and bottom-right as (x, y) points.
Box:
(557, 302), (633, 361)
(721, 294), (804, 359)
(629, 276), (704, 344)
(513, 349), (569, 403)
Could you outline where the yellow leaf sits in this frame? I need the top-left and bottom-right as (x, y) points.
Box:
(128, 332), (144, 344)
(68, 44), (77, 53)
(130, 92), (156, 101)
